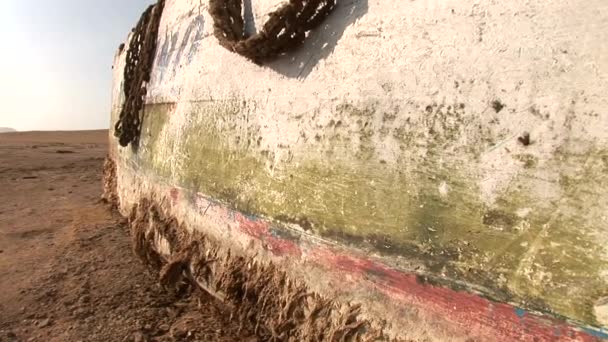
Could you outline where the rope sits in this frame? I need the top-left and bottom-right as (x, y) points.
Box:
(114, 0), (165, 147)
(209, 0), (337, 64)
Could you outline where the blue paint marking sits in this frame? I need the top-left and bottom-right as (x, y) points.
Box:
(513, 307), (608, 339)
(553, 327), (562, 337)
(514, 307), (526, 318)
(244, 213), (260, 222)
(582, 327), (608, 340)
(269, 227), (281, 238)
(206, 198), (221, 207)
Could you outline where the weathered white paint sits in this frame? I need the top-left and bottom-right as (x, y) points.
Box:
(148, 0), (607, 201)
(110, 0), (608, 330)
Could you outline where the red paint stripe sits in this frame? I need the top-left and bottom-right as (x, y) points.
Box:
(264, 236), (302, 257)
(231, 213), (603, 341)
(235, 212), (269, 239)
(169, 187), (604, 341)
(234, 212), (301, 256)
(309, 248), (600, 341)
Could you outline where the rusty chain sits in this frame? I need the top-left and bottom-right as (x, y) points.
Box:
(209, 0), (337, 64)
(114, 0), (165, 147)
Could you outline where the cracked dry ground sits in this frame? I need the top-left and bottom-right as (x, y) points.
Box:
(0, 131), (258, 342)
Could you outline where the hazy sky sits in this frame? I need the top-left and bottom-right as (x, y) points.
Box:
(0, 0), (153, 131)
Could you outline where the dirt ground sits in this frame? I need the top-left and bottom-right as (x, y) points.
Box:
(0, 130), (257, 342)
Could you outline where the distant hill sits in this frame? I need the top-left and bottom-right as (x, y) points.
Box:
(0, 127), (17, 133)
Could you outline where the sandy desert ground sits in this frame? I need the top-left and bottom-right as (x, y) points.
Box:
(0, 130), (257, 341)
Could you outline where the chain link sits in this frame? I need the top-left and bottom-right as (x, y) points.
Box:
(114, 0), (165, 147)
(209, 0), (337, 64)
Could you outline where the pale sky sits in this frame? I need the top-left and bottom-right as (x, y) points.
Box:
(0, 0), (153, 131)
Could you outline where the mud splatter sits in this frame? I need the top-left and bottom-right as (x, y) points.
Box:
(127, 197), (388, 341)
(491, 100), (505, 113)
(101, 156), (119, 210)
(518, 132), (531, 146)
